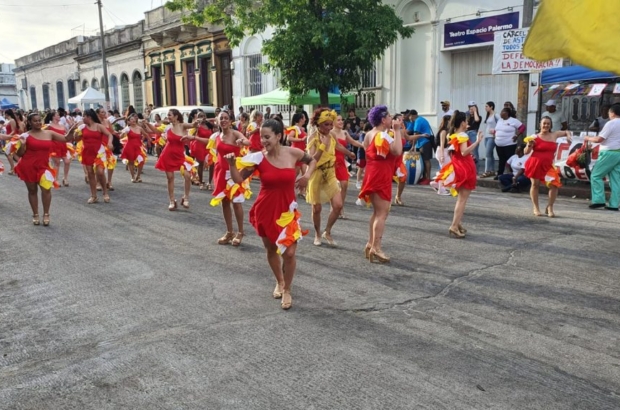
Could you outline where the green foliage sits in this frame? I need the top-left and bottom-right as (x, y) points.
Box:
(166, 0), (414, 105)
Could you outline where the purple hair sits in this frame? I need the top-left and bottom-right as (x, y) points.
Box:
(368, 105), (388, 127)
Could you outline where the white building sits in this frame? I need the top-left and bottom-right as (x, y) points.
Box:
(14, 37), (83, 111)
(0, 63), (18, 105)
(76, 22), (146, 113)
(231, 0), (539, 132)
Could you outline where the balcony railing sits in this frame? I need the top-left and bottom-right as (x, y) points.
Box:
(354, 88), (381, 110)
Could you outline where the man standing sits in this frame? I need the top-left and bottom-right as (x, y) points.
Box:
(407, 110), (433, 184)
(585, 103), (620, 210)
(541, 100), (568, 131)
(589, 104), (610, 133)
(440, 100), (454, 117)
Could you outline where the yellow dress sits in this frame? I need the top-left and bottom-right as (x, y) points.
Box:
(306, 134), (340, 205)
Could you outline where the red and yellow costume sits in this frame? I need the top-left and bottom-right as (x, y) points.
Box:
(120, 128), (147, 166)
(433, 133), (477, 196)
(14, 134), (59, 189)
(210, 134), (252, 206)
(359, 131), (398, 204)
(524, 135), (562, 187)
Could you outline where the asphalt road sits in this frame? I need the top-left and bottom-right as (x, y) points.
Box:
(1, 161), (619, 409)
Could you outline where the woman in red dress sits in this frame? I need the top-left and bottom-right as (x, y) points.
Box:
(3, 109), (20, 174)
(434, 111), (483, 238)
(97, 107), (118, 191)
(44, 111), (72, 187)
(333, 114), (363, 218)
(358, 105), (403, 262)
(119, 113), (150, 183)
(286, 113), (308, 196)
(189, 110), (214, 190)
(226, 119), (316, 310)
(14, 113), (75, 226)
(155, 109), (197, 210)
(524, 116), (571, 217)
(74, 109), (115, 204)
(245, 110), (264, 152)
(211, 111), (251, 245)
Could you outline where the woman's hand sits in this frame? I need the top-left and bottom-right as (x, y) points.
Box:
(235, 138), (245, 146)
(392, 117), (403, 130)
(319, 133), (331, 149)
(224, 152), (236, 165)
(296, 174), (309, 190)
(107, 143), (114, 151)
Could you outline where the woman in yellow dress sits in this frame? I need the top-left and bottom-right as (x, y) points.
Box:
(306, 108), (355, 246)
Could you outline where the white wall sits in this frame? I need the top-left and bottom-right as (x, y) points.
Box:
(14, 57), (77, 111)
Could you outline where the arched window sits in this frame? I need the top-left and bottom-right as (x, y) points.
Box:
(68, 79), (77, 111)
(30, 86), (38, 109)
(109, 75), (118, 110)
(120, 73), (130, 111)
(91, 78), (99, 90)
(132, 71), (143, 113)
(82, 80), (88, 91)
(56, 81), (65, 109)
(42, 83), (51, 109)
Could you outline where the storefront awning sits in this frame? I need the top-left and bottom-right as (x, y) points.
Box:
(541, 66), (618, 84)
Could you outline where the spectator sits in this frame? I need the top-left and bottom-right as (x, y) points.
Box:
(237, 106), (244, 120)
(433, 114), (452, 196)
(355, 122), (372, 191)
(467, 102), (482, 163)
(495, 108), (524, 178)
(440, 101), (454, 117)
(479, 101), (500, 178)
(344, 108), (361, 132)
(264, 106), (272, 118)
(589, 104), (610, 133)
(541, 99), (567, 131)
(295, 105), (309, 131)
(499, 144), (531, 192)
(504, 101), (517, 118)
(406, 109), (433, 184)
(585, 103), (620, 210)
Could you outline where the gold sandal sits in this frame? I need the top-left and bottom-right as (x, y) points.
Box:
(42, 214), (50, 227)
(32, 214), (40, 226)
(281, 290), (292, 310)
(87, 196), (98, 204)
(273, 282), (283, 299)
(217, 231), (234, 245)
(181, 197), (189, 209)
(231, 232), (244, 247)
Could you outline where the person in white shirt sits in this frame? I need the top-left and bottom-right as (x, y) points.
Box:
(541, 99), (567, 132)
(585, 103), (620, 210)
(494, 107), (524, 176)
(479, 101), (500, 178)
(499, 144), (531, 192)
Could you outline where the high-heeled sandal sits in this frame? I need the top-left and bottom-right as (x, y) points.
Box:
(231, 232), (244, 246)
(364, 245), (371, 259)
(42, 214), (50, 227)
(273, 282), (284, 299)
(181, 197), (189, 209)
(135, 177), (142, 183)
(533, 209), (543, 217)
(62, 179), (69, 187)
(217, 231), (234, 245)
(281, 290), (292, 310)
(96, 185), (102, 191)
(103, 194), (110, 203)
(199, 183), (206, 190)
(321, 231), (336, 246)
(458, 224), (467, 234)
(206, 183), (213, 191)
(545, 206), (556, 218)
(168, 200), (177, 211)
(107, 183), (115, 191)
(87, 196), (98, 204)
(449, 227), (465, 239)
(394, 196), (404, 206)
(369, 249), (390, 263)
(32, 214), (40, 226)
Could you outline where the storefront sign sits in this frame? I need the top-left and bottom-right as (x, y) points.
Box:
(492, 28), (563, 74)
(613, 83), (620, 94)
(554, 134), (599, 181)
(444, 12), (520, 49)
(588, 84), (607, 96)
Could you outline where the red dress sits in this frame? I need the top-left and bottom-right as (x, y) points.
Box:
(47, 125), (68, 159)
(524, 136), (562, 187)
(335, 137), (349, 181)
(81, 126), (105, 167)
(248, 154), (306, 254)
(211, 135), (244, 205)
(155, 129), (186, 172)
(448, 133), (477, 191)
(190, 126), (212, 162)
(247, 122), (262, 152)
(359, 131), (397, 203)
(14, 135), (56, 189)
(120, 129), (144, 163)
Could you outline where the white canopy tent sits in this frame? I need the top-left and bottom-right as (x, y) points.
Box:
(68, 87), (106, 105)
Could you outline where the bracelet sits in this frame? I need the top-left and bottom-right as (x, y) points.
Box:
(319, 143), (326, 152)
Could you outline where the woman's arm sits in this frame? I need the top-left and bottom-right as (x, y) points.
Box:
(98, 124), (114, 149)
(233, 130), (250, 146)
(224, 153), (254, 183)
(524, 140), (534, 155)
(287, 129), (303, 142)
(293, 148), (317, 190)
(345, 133), (364, 149)
(334, 137), (356, 159)
(308, 134), (325, 163)
(182, 121), (199, 130)
(460, 136), (482, 156)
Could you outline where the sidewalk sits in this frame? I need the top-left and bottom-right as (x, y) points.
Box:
(476, 176), (601, 199)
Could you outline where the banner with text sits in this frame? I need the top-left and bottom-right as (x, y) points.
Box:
(444, 12), (520, 49)
(492, 28), (563, 74)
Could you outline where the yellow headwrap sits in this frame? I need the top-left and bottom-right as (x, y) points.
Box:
(317, 110), (337, 125)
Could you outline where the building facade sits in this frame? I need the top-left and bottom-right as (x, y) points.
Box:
(0, 63), (18, 105)
(76, 22), (146, 113)
(14, 37), (83, 111)
(142, 5), (233, 110)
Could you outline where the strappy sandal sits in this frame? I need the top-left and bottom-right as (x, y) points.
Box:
(231, 232), (244, 246)
(32, 214), (40, 226)
(87, 196), (98, 204)
(42, 214), (50, 227)
(273, 282), (284, 299)
(168, 200), (177, 211)
(62, 179), (69, 187)
(217, 231), (234, 245)
(480, 171), (495, 178)
(181, 197), (189, 209)
(103, 194), (110, 203)
(394, 196), (404, 206)
(281, 290), (292, 310)
(206, 183), (213, 191)
(136, 177), (142, 183)
(107, 183), (114, 191)
(199, 183), (206, 190)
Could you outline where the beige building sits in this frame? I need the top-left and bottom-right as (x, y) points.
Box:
(142, 5), (233, 109)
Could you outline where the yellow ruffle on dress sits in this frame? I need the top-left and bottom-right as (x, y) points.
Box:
(305, 135), (340, 205)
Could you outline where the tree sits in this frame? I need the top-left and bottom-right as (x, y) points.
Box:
(166, 0), (413, 106)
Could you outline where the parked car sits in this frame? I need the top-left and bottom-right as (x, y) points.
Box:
(148, 106), (217, 123)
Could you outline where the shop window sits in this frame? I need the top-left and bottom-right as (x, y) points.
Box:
(42, 83), (51, 109)
(30, 86), (37, 109)
(245, 53), (263, 97)
(132, 71), (143, 113)
(56, 81), (65, 109)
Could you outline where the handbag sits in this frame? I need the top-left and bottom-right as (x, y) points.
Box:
(566, 142), (590, 168)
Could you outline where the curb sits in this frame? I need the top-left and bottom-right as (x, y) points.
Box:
(475, 177), (606, 200)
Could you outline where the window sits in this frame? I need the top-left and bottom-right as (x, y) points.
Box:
(132, 71), (143, 113)
(42, 83), (51, 109)
(199, 57), (211, 105)
(91, 78), (99, 90)
(245, 54), (263, 96)
(152, 66), (162, 107)
(360, 62), (377, 89)
(30, 86), (37, 109)
(56, 81), (65, 109)
(186, 60), (197, 105)
(166, 64), (177, 106)
(68, 80), (77, 111)
(82, 80), (88, 91)
(120, 73), (130, 111)
(110, 75), (118, 110)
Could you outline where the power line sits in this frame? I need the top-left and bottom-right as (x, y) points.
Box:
(103, 5), (126, 25)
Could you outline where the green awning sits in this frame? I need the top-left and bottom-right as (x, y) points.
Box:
(240, 88), (354, 106)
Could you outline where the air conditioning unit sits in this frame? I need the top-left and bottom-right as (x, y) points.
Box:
(21, 78), (27, 90)
(69, 72), (80, 81)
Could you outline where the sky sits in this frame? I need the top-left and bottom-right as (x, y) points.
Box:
(1, 0), (160, 63)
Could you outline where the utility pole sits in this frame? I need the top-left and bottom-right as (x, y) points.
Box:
(96, 0), (110, 109)
(517, 0), (535, 131)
